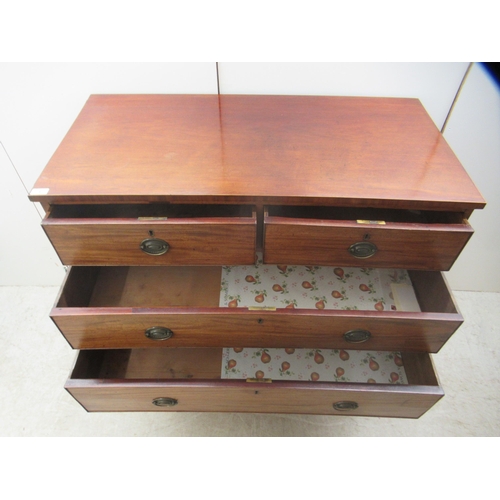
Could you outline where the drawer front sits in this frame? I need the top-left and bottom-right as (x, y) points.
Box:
(52, 267), (462, 353)
(43, 212), (256, 266)
(264, 215), (473, 270)
(66, 382), (443, 417)
(53, 310), (462, 353)
(66, 351), (443, 418)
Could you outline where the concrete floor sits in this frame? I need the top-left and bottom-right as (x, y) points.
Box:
(1, 286), (498, 436)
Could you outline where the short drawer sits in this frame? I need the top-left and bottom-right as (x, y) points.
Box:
(65, 348), (444, 418)
(42, 204), (256, 265)
(52, 264), (462, 353)
(264, 206), (473, 270)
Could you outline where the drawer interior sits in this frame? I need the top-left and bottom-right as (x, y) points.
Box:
(69, 347), (439, 387)
(57, 266), (222, 308)
(266, 205), (466, 225)
(48, 203), (254, 219)
(56, 265), (458, 315)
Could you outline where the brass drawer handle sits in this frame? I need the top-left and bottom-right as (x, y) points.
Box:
(152, 397), (178, 407)
(140, 238), (169, 255)
(333, 401), (358, 411)
(348, 241), (377, 258)
(145, 327), (173, 341)
(344, 329), (371, 343)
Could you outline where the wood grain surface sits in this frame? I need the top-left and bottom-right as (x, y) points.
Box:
(264, 213), (473, 270)
(53, 309), (462, 352)
(30, 95), (485, 211)
(32, 94), (481, 418)
(65, 350), (443, 417)
(43, 211), (256, 266)
(65, 383), (443, 417)
(51, 267), (462, 352)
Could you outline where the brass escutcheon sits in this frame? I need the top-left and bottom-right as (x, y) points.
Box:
(152, 397), (178, 407)
(145, 326), (173, 341)
(333, 401), (359, 411)
(348, 241), (378, 258)
(344, 329), (371, 343)
(140, 238), (169, 255)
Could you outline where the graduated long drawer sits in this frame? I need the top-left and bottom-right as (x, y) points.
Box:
(51, 266), (462, 352)
(65, 348), (444, 418)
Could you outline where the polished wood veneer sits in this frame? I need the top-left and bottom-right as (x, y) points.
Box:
(264, 207), (473, 270)
(30, 94), (486, 417)
(43, 204), (257, 265)
(65, 349), (443, 417)
(30, 95), (485, 212)
(51, 266), (462, 352)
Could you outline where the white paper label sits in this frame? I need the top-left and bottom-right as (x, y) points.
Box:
(30, 187), (50, 195)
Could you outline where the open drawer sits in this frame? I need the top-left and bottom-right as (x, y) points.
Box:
(51, 262), (463, 353)
(264, 206), (473, 270)
(42, 204), (256, 265)
(65, 348), (444, 417)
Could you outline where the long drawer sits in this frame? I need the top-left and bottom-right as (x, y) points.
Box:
(65, 348), (444, 418)
(42, 204), (257, 265)
(51, 265), (462, 352)
(264, 206), (473, 270)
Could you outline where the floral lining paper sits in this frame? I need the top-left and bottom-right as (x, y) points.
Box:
(220, 254), (418, 384)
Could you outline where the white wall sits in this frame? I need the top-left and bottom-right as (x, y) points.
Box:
(0, 63), (217, 285)
(444, 64), (500, 292)
(0, 144), (64, 285)
(217, 62), (469, 129)
(0, 63), (218, 197)
(0, 62), (496, 291)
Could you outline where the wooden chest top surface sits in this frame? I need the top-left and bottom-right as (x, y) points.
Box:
(30, 94), (485, 210)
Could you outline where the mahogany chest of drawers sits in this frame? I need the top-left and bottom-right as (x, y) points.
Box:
(30, 94), (485, 418)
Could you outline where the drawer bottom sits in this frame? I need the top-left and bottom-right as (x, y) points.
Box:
(66, 348), (444, 418)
